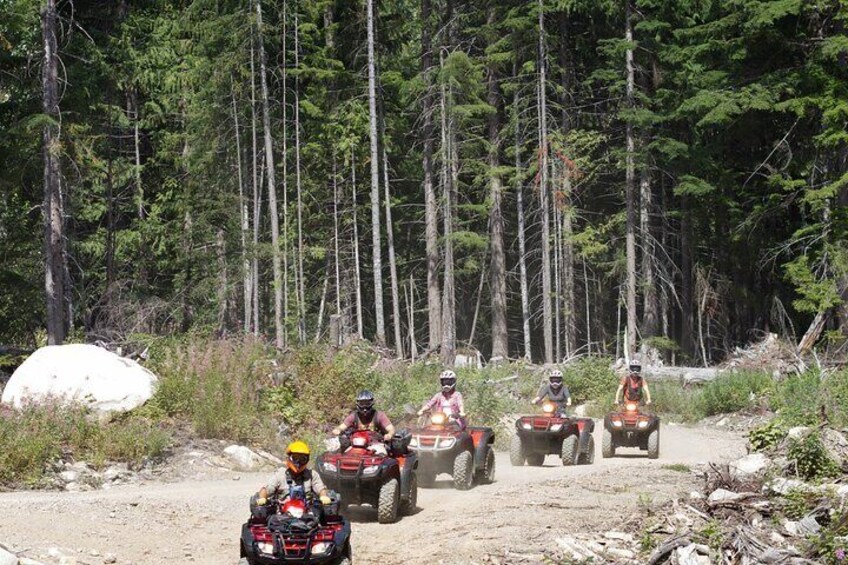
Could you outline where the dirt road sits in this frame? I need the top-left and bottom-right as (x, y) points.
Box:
(0, 422), (744, 564)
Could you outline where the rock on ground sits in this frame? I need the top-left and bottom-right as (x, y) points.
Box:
(729, 452), (771, 481)
(223, 445), (276, 471)
(0, 344), (158, 416)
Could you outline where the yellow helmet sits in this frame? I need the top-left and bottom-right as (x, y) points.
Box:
(286, 440), (311, 474)
(286, 441), (311, 456)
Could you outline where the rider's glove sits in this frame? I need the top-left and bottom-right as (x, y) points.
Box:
(319, 495), (332, 505)
(256, 497), (267, 506)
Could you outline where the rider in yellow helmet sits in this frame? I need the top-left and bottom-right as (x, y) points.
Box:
(252, 441), (331, 515)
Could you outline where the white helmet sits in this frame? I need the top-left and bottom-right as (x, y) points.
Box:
(628, 357), (642, 374)
(548, 369), (563, 389)
(439, 370), (457, 393)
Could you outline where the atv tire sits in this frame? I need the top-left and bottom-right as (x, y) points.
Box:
(400, 472), (418, 515)
(378, 478), (400, 523)
(602, 428), (615, 458)
(335, 558), (352, 565)
(647, 429), (660, 459)
(476, 447), (496, 484)
(453, 450), (474, 490)
(526, 453), (545, 466)
(509, 434), (525, 466)
(578, 435), (595, 465)
(561, 435), (579, 466)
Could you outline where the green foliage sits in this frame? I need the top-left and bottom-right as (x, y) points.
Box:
(805, 509), (848, 565)
(695, 371), (771, 417)
(562, 356), (618, 405)
(146, 337), (277, 443)
(662, 463), (691, 473)
(748, 420), (787, 453)
(0, 404), (170, 486)
(770, 371), (825, 427)
(787, 431), (840, 481)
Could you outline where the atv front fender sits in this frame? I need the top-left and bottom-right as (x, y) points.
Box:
(469, 427), (495, 474)
(576, 418), (595, 453)
(399, 452), (418, 498)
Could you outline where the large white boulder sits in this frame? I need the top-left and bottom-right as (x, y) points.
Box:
(0, 546), (18, 565)
(0, 344), (158, 416)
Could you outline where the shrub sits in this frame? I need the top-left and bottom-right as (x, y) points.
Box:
(695, 371), (771, 418)
(771, 371), (824, 427)
(563, 356), (617, 404)
(748, 420), (786, 452)
(0, 404), (170, 486)
(146, 337), (275, 443)
(787, 431), (840, 481)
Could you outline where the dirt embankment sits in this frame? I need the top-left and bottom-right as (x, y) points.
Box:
(0, 423), (744, 565)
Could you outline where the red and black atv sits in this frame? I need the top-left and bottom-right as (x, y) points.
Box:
(239, 486), (352, 565)
(602, 402), (660, 459)
(409, 411), (496, 490)
(510, 401), (595, 466)
(316, 429), (418, 524)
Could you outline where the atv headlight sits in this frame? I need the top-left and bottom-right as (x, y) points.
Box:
(522, 422), (532, 430)
(410, 437), (418, 447)
(612, 420), (622, 427)
(257, 542), (274, 555)
(362, 464), (380, 476)
(439, 437), (456, 449)
(638, 420), (648, 428)
(550, 424), (562, 432)
(323, 461), (338, 472)
(311, 542), (332, 556)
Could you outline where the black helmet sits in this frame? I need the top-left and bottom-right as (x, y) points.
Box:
(439, 370), (457, 394)
(356, 390), (375, 419)
(548, 369), (563, 390)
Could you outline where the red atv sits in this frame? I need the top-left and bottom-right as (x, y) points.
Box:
(409, 411), (496, 490)
(239, 485), (352, 565)
(510, 401), (595, 466)
(602, 402), (660, 459)
(316, 429), (418, 523)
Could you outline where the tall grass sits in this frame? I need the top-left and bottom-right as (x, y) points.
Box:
(0, 404), (170, 486)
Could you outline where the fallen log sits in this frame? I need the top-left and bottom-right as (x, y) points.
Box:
(643, 366), (722, 384)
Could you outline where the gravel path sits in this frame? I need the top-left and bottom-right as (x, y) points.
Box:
(0, 422), (745, 564)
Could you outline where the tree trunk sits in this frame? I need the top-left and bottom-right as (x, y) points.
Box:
(366, 0), (386, 347)
(333, 154), (341, 315)
(351, 151), (364, 339)
(641, 161), (659, 339)
(440, 51), (456, 366)
(487, 15), (508, 361)
(681, 196), (694, 357)
(382, 148), (403, 357)
(216, 228), (228, 333)
(624, 0), (638, 355)
(231, 86), (251, 334)
(250, 18), (260, 336)
(281, 0), (290, 344)
(295, 7), (307, 344)
(42, 0), (65, 345)
(132, 89), (143, 220)
(421, 0), (442, 352)
(255, 0), (284, 349)
(407, 274), (417, 360)
(514, 64), (532, 361)
(538, 0), (553, 363)
(468, 262), (487, 349)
